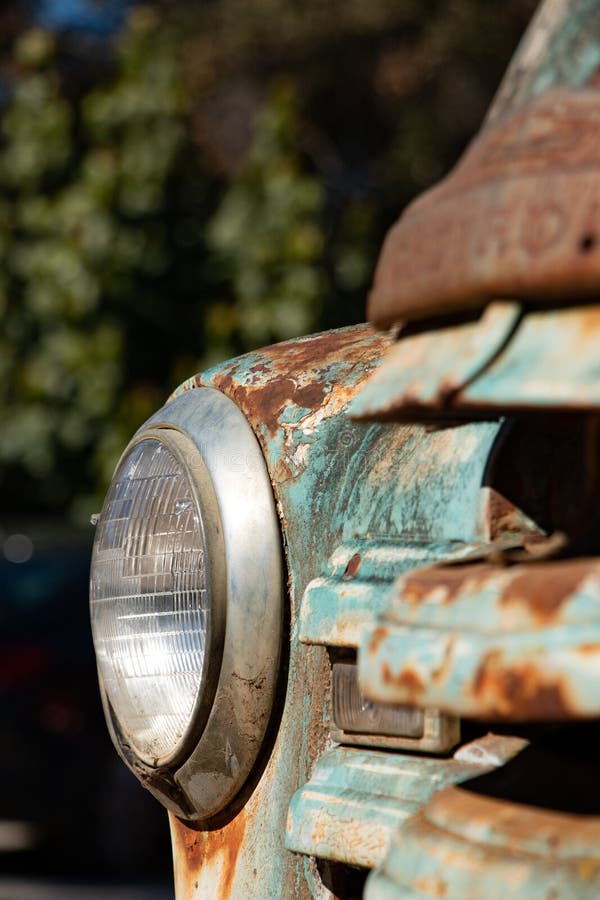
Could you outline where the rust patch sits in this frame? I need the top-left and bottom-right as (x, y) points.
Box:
(294, 381), (331, 410)
(213, 372), (234, 395)
(412, 875), (448, 898)
(498, 559), (596, 625)
(272, 456), (295, 485)
(431, 636), (455, 684)
(381, 662), (425, 697)
(486, 488), (533, 540)
(368, 627), (389, 656)
(254, 326), (384, 372)
(399, 558), (600, 627)
(573, 304), (600, 339)
(343, 552), (361, 579)
(171, 815), (203, 870)
(209, 373), (298, 439)
(402, 564), (491, 607)
(368, 89), (600, 326)
(171, 810), (247, 900)
(202, 326), (391, 440)
(472, 652), (571, 720)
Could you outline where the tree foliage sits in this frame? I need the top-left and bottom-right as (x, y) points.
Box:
(1, 12), (206, 516)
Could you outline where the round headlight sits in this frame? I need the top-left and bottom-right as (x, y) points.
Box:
(90, 387), (283, 821)
(90, 432), (217, 767)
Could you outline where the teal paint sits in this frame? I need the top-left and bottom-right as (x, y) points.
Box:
(350, 302), (520, 421)
(169, 325), (509, 894)
(299, 540), (506, 649)
(365, 783), (600, 899)
(285, 745), (511, 870)
(352, 302), (600, 419)
(359, 559), (600, 720)
(460, 305), (600, 410)
(488, 0), (600, 126)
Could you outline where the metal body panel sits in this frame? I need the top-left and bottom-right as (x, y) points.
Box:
(170, 325), (391, 898)
(365, 785), (600, 900)
(360, 558), (600, 720)
(285, 738), (525, 871)
(354, 303), (600, 419)
(299, 540), (515, 649)
(486, 0), (600, 126)
(349, 302), (521, 420)
(166, 325), (526, 896)
(459, 304), (600, 409)
(165, 326), (391, 897)
(368, 89), (600, 327)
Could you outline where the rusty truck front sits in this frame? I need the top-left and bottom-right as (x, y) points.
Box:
(89, 1), (600, 896)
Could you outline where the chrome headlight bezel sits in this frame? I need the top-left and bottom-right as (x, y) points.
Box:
(91, 386), (284, 822)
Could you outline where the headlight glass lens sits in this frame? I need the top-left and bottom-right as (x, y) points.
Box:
(90, 436), (210, 765)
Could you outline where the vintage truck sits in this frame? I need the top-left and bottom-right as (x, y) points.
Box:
(89, 0), (600, 896)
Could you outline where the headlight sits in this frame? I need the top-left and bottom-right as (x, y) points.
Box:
(90, 387), (283, 821)
(90, 432), (216, 767)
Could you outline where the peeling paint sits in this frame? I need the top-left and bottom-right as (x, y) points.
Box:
(360, 558), (600, 720)
(366, 782), (600, 899)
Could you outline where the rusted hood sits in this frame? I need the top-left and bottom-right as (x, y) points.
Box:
(368, 88), (600, 327)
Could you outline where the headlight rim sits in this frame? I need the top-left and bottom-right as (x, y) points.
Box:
(91, 386), (284, 823)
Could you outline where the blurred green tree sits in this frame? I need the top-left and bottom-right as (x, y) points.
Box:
(0, 1), (536, 519)
(207, 81), (335, 357)
(0, 12), (213, 518)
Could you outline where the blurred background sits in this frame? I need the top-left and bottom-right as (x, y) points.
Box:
(0, 0), (536, 894)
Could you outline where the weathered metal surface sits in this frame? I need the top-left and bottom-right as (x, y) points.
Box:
(486, 0), (600, 127)
(299, 541), (411, 649)
(167, 637), (331, 900)
(360, 558), (600, 721)
(170, 810), (249, 900)
(169, 325), (398, 898)
(349, 302), (520, 419)
(365, 784), (600, 899)
(167, 325), (542, 895)
(458, 304), (600, 409)
(299, 539), (525, 649)
(178, 325), (393, 486)
(344, 415), (596, 571)
(368, 89), (600, 327)
(285, 737), (526, 871)
(187, 339), (518, 551)
(354, 303), (600, 417)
